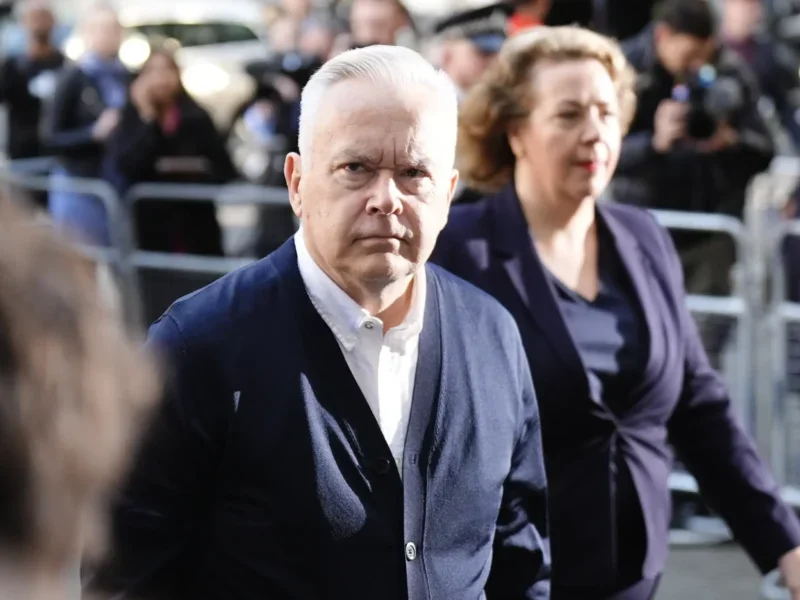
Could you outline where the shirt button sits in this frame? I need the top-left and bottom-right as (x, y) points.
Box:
(364, 321), (375, 330)
(405, 542), (417, 561)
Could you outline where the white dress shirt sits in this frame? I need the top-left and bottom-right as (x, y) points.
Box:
(294, 229), (426, 478)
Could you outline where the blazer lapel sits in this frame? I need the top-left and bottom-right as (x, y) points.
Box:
(599, 205), (659, 378)
(489, 185), (589, 384)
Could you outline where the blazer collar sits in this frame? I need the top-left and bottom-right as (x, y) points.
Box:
(485, 184), (659, 396)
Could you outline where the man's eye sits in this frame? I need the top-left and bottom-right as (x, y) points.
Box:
(403, 168), (426, 178)
(343, 163), (366, 173)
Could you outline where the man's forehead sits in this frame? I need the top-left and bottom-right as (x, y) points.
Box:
(327, 135), (441, 165)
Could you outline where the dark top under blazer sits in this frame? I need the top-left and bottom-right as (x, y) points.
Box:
(93, 239), (551, 600)
(430, 184), (800, 586)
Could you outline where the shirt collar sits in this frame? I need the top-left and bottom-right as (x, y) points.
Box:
(294, 228), (426, 352)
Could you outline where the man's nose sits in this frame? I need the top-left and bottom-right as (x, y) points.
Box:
(366, 172), (403, 215)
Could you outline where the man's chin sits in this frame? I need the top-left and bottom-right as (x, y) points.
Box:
(358, 253), (415, 283)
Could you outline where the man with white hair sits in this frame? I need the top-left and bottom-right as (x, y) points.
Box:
(91, 45), (550, 600)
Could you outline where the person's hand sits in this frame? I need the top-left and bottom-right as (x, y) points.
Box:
(92, 108), (120, 141)
(695, 122), (738, 153)
(779, 547), (800, 599)
(272, 74), (300, 102)
(652, 99), (687, 153)
(130, 76), (158, 122)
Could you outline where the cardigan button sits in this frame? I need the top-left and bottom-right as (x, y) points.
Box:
(405, 542), (417, 561)
(371, 458), (392, 475)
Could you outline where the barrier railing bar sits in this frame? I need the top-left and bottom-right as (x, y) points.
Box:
(131, 251), (253, 275)
(649, 209), (747, 240)
(0, 169), (143, 333)
(124, 182), (291, 206)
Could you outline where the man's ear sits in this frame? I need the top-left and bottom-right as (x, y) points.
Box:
(284, 152), (303, 218)
(448, 168), (460, 207)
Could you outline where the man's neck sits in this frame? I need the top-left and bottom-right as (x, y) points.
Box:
(346, 275), (415, 333)
(27, 41), (54, 61)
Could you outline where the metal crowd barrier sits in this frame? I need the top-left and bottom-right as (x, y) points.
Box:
(123, 182), (295, 325)
(0, 166), (143, 331)
(649, 209), (753, 547)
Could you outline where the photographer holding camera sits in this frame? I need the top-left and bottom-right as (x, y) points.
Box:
(614, 0), (773, 300)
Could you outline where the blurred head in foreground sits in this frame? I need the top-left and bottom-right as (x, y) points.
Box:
(0, 199), (158, 599)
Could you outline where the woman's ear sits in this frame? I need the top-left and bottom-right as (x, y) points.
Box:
(507, 126), (526, 159)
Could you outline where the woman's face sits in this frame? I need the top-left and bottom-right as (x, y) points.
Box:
(143, 55), (181, 104)
(510, 58), (621, 204)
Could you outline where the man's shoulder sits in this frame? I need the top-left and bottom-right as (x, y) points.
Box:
(152, 252), (290, 348)
(428, 262), (518, 333)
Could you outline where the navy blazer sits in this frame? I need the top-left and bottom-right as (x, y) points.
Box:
(93, 238), (551, 600)
(430, 184), (800, 586)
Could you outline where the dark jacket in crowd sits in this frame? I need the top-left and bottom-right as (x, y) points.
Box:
(45, 62), (132, 178)
(615, 26), (774, 220)
(104, 94), (237, 256)
(0, 50), (65, 159)
(431, 185), (800, 590)
(91, 239), (551, 600)
(728, 35), (800, 150)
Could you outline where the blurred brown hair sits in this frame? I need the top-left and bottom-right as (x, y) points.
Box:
(457, 25), (638, 193)
(0, 198), (158, 579)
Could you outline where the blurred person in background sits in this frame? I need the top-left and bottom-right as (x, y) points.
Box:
(298, 13), (341, 62)
(433, 2), (513, 99)
(0, 0), (64, 209)
(339, 0), (412, 50)
(720, 0), (800, 151)
(281, 0), (312, 25)
(104, 48), (237, 256)
(431, 25), (800, 599)
(613, 0), (773, 303)
(507, 0), (551, 35)
(433, 2), (513, 205)
(269, 15), (301, 54)
(0, 198), (158, 600)
(45, 3), (130, 247)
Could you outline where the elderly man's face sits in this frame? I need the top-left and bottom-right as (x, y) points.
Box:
(286, 78), (458, 288)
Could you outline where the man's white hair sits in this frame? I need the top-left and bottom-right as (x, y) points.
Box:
(297, 44), (459, 168)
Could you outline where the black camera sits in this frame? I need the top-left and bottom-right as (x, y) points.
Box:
(672, 65), (745, 140)
(244, 52), (323, 101)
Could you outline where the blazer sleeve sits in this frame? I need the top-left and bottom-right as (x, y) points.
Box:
(661, 225), (800, 574)
(485, 323), (551, 600)
(89, 313), (233, 597)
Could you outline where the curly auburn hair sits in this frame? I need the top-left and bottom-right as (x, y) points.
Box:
(457, 25), (638, 193)
(0, 199), (159, 577)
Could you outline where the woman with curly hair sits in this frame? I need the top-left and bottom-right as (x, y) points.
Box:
(432, 25), (800, 599)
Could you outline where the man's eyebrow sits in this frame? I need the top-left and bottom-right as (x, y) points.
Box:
(332, 150), (382, 164)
